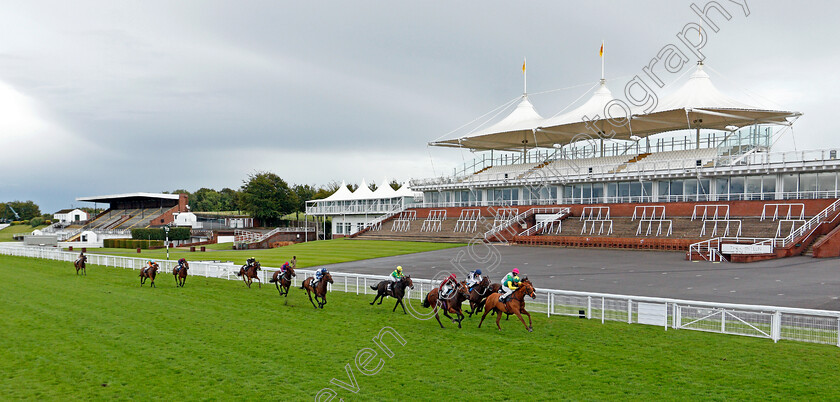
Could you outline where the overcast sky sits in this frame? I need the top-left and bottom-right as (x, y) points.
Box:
(1, 1), (838, 212)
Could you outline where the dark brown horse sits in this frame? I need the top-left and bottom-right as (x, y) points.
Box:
(422, 281), (470, 328)
(139, 263), (159, 287)
(269, 266), (296, 300)
(172, 261), (190, 287)
(235, 261), (262, 288)
(300, 272), (333, 309)
(369, 275), (414, 314)
(478, 278), (536, 332)
(74, 255), (87, 276)
(466, 277), (498, 317)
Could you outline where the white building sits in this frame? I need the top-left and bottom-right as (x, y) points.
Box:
(306, 179), (421, 238)
(53, 209), (88, 225)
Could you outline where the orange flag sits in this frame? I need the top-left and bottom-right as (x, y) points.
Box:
(522, 59), (526, 74)
(599, 42), (604, 58)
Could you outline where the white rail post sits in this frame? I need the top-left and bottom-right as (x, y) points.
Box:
(547, 293), (551, 317)
(772, 311), (781, 343)
(601, 297), (605, 324)
(627, 299), (632, 323)
(587, 296), (592, 319)
(721, 309), (727, 333)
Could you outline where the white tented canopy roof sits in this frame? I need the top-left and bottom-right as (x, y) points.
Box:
(536, 80), (631, 144)
(372, 179), (398, 199)
(348, 179), (374, 200)
(324, 181), (354, 201)
(430, 95), (545, 151)
(630, 63), (801, 134)
(395, 181), (418, 198)
(429, 63), (801, 150)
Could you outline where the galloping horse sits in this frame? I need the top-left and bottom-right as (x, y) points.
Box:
(466, 276), (498, 317)
(172, 261), (190, 287)
(300, 272), (333, 309)
(139, 263), (159, 287)
(422, 281), (470, 328)
(235, 261), (262, 288)
(369, 275), (414, 314)
(74, 255), (87, 276)
(269, 266), (296, 299)
(478, 278), (536, 332)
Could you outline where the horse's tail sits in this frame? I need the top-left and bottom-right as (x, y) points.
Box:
(299, 281), (306, 289)
(422, 292), (431, 308)
(235, 270), (242, 277)
(370, 285), (378, 290)
(269, 277), (277, 283)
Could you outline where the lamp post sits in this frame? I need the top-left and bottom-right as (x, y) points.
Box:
(164, 225), (170, 261)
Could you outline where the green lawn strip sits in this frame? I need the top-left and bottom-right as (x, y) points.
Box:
(72, 238), (466, 268)
(0, 225), (48, 242)
(1, 255), (839, 400)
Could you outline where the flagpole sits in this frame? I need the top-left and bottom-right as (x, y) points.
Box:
(523, 57), (527, 95)
(601, 40), (605, 80)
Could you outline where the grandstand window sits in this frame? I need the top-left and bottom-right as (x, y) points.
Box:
(746, 176), (762, 200)
(800, 173), (818, 198)
(699, 179), (711, 201)
(818, 173), (836, 194)
(345, 223), (351, 234)
(684, 179), (698, 199)
(591, 184), (603, 203)
(669, 180), (684, 201)
(782, 174), (798, 199)
(762, 175), (776, 200)
(563, 186), (572, 202)
(715, 178), (729, 201)
(335, 224), (342, 234)
(729, 177), (745, 200)
(657, 181), (669, 198)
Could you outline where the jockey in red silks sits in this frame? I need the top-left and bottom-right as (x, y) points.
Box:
(439, 273), (458, 299)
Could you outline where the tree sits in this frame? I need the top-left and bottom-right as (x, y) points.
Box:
(292, 184), (318, 220)
(368, 182), (378, 191)
(312, 181), (339, 201)
(191, 188), (222, 212)
(238, 172), (296, 226)
(219, 188), (239, 211)
(389, 180), (401, 190)
(1, 200), (41, 220)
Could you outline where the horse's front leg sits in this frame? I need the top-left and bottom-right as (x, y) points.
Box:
(512, 309), (531, 332)
(306, 290), (317, 309)
(520, 308), (532, 330)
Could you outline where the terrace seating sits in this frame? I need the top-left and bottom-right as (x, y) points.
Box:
(390, 210), (417, 232)
(453, 209), (481, 232)
(421, 210), (446, 232)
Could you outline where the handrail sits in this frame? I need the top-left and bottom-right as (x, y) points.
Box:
(484, 207), (568, 241)
(519, 209), (571, 236)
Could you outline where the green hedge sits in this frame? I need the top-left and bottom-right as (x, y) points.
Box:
(104, 239), (164, 249)
(130, 227), (190, 241)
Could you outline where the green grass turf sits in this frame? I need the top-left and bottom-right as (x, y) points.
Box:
(2, 255), (840, 400)
(0, 224), (47, 242)
(76, 238), (466, 268)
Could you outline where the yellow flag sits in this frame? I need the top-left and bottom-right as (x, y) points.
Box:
(522, 59), (526, 74)
(599, 42), (604, 58)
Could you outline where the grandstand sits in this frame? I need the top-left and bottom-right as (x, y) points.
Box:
(61, 193), (190, 241)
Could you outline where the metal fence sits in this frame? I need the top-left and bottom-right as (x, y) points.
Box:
(2, 245), (839, 347)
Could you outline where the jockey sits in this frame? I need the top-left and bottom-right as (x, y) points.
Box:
(144, 260), (155, 274)
(466, 269), (482, 291)
(175, 258), (187, 273)
(281, 261), (290, 274)
(313, 267), (328, 287)
(388, 266), (404, 291)
(242, 257), (256, 271)
(76, 251), (85, 264)
(439, 273), (458, 299)
(499, 268), (521, 303)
